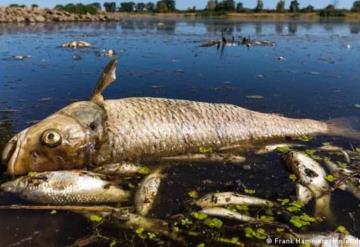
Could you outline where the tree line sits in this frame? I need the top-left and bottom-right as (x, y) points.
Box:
(7, 1), (360, 17)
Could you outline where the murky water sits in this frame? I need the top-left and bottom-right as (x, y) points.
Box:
(0, 18), (360, 246)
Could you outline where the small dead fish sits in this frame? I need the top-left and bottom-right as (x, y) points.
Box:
(324, 160), (360, 200)
(300, 232), (360, 247)
(255, 143), (304, 154)
(135, 169), (164, 216)
(284, 151), (330, 199)
(93, 162), (149, 176)
(113, 210), (185, 244)
(62, 41), (91, 48)
(13, 55), (31, 60)
(0, 170), (129, 205)
(201, 207), (256, 223)
(195, 192), (274, 208)
(284, 151), (332, 220)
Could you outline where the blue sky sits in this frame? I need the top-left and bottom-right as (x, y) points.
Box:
(0, 0), (354, 10)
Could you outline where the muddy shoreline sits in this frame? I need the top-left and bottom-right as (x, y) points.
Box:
(1, 7), (360, 23)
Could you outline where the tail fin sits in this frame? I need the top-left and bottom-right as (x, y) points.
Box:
(326, 117), (360, 140)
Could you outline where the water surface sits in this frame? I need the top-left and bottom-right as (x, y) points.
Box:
(0, 18), (360, 246)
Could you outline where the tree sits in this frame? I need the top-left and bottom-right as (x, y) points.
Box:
(90, 2), (101, 10)
(103, 2), (116, 12)
(136, 2), (146, 12)
(301, 5), (314, 13)
(254, 0), (263, 12)
(236, 2), (244, 12)
(31, 4), (39, 8)
(215, 0), (235, 12)
(120, 2), (135, 12)
(276, 0), (285, 12)
(145, 2), (155, 11)
(352, 0), (360, 12)
(156, 0), (176, 12)
(207, 0), (216, 11)
(156, 1), (168, 12)
(289, 0), (299, 13)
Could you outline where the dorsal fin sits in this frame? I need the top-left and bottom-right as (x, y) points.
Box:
(90, 59), (118, 104)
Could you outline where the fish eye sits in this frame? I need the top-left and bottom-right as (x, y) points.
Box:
(41, 129), (62, 148)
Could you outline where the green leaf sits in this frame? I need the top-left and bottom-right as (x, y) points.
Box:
(289, 174), (297, 181)
(325, 175), (336, 182)
(244, 227), (267, 240)
(276, 146), (290, 153)
(180, 217), (193, 226)
(109, 240), (116, 247)
(197, 243), (206, 247)
(50, 210), (57, 215)
(199, 146), (213, 154)
(135, 227), (144, 235)
(301, 243), (311, 247)
(244, 188), (256, 195)
(89, 214), (102, 222)
(191, 212), (208, 220)
(147, 232), (157, 240)
(203, 218), (223, 229)
(277, 198), (290, 206)
(337, 225), (349, 234)
(336, 161), (348, 169)
(138, 166), (151, 175)
(290, 213), (315, 228)
(259, 215), (274, 223)
(188, 190), (199, 198)
(322, 142), (332, 146)
(296, 135), (312, 142)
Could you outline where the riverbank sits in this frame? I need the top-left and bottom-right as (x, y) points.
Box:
(1, 7), (360, 23)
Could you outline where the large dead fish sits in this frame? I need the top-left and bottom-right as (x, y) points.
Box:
(0, 170), (130, 205)
(2, 59), (359, 176)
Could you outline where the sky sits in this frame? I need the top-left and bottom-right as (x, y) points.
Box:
(0, 0), (355, 10)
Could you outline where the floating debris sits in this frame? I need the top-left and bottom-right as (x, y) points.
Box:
(62, 41), (91, 48)
(38, 97), (52, 102)
(277, 56), (286, 61)
(13, 55), (31, 60)
(246, 95), (264, 100)
(98, 49), (115, 57)
(354, 104), (360, 109)
(73, 54), (82, 60)
(0, 170), (130, 205)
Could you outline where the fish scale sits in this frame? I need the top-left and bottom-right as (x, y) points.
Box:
(95, 97), (328, 165)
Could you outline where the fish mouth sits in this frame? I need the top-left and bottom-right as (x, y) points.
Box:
(2, 129), (29, 176)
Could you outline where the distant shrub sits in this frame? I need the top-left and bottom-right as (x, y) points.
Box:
(55, 3), (98, 15)
(196, 10), (228, 17)
(319, 5), (346, 17)
(9, 4), (26, 8)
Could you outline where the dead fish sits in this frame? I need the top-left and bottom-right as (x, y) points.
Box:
(201, 207), (257, 222)
(0, 170), (129, 205)
(135, 169), (163, 216)
(62, 41), (91, 48)
(195, 192), (274, 208)
(300, 232), (360, 247)
(283, 151), (332, 220)
(93, 162), (148, 176)
(324, 160), (360, 200)
(3, 59), (360, 176)
(113, 210), (185, 244)
(255, 143), (304, 155)
(13, 55), (31, 60)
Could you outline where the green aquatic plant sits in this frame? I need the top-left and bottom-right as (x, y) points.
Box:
(276, 146), (290, 153)
(305, 149), (322, 160)
(188, 190), (199, 198)
(290, 213), (315, 228)
(337, 225), (349, 234)
(244, 188), (256, 195)
(289, 174), (297, 181)
(295, 135), (312, 142)
(259, 215), (274, 223)
(199, 146), (213, 153)
(191, 212), (208, 220)
(203, 218), (223, 229)
(89, 214), (103, 222)
(138, 166), (151, 175)
(324, 174), (336, 182)
(286, 200), (304, 213)
(215, 237), (243, 246)
(244, 227), (267, 240)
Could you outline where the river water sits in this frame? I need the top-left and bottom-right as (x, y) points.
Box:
(0, 18), (360, 246)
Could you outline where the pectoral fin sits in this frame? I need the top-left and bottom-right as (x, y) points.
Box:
(90, 59), (118, 104)
(296, 184), (313, 205)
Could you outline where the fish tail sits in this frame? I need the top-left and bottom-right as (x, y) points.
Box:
(326, 117), (360, 140)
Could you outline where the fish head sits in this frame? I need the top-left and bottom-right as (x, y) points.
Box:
(2, 101), (105, 176)
(0, 177), (24, 193)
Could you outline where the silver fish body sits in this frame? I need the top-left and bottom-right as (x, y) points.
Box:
(94, 98), (329, 165)
(0, 170), (129, 205)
